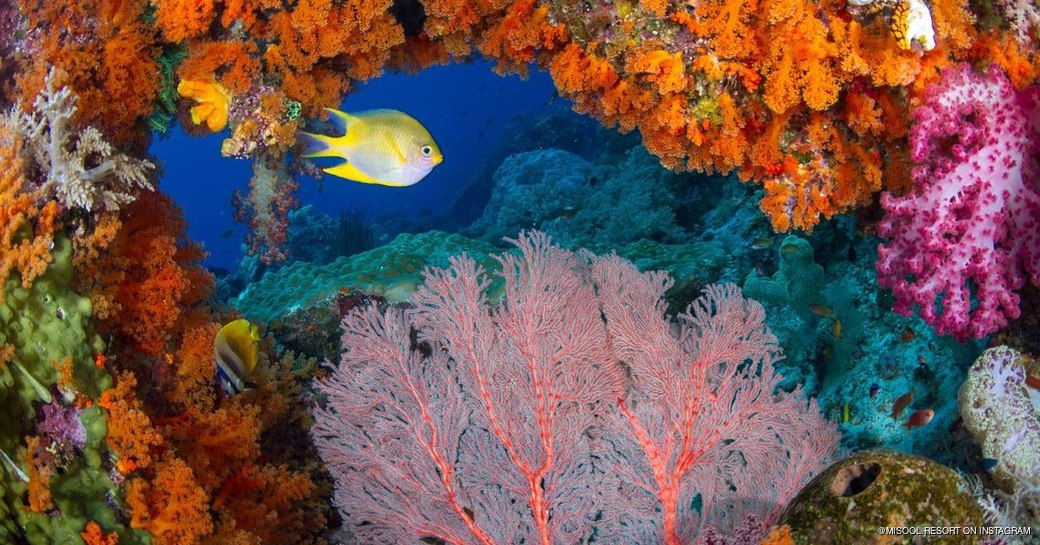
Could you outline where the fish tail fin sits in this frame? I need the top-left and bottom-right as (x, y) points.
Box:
(298, 131), (341, 159)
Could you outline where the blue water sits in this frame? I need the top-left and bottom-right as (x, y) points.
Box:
(154, 59), (564, 271)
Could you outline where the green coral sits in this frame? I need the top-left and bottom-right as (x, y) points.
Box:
(232, 231), (503, 322)
(147, 45), (188, 135)
(780, 450), (983, 545)
(0, 237), (147, 545)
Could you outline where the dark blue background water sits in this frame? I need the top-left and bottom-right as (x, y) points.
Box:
(153, 60), (563, 271)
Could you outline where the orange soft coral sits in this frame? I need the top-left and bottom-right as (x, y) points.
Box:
(100, 372), (165, 471)
(159, 404), (263, 490)
(11, 0), (160, 147)
(210, 464), (317, 545)
(152, 0), (217, 42)
(626, 49), (689, 94)
(81, 521), (120, 545)
(76, 192), (213, 356)
(760, 525), (795, 545)
(0, 116), (59, 301)
(127, 457), (214, 545)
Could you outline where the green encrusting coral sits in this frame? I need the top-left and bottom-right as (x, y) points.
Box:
(0, 237), (148, 545)
(232, 230), (730, 324)
(232, 231), (504, 322)
(779, 450), (983, 545)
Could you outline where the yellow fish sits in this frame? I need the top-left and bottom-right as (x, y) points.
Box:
(299, 108), (443, 187)
(213, 319), (261, 395)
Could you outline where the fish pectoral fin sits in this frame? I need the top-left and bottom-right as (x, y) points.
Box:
(324, 162), (406, 187)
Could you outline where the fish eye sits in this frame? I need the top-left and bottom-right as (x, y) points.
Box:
(421, 145), (432, 156)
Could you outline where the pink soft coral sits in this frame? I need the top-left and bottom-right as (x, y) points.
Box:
(876, 64), (1040, 341)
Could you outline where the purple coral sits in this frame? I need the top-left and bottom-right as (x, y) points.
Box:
(37, 402), (86, 449)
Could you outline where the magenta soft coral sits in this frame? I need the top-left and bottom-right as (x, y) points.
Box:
(876, 64), (1040, 341)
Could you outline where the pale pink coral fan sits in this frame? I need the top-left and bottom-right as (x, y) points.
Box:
(312, 232), (839, 544)
(877, 64), (1040, 341)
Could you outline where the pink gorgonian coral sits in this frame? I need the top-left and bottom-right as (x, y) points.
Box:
(877, 64), (1040, 341)
(312, 231), (839, 545)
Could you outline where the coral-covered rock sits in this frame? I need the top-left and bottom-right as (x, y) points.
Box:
(780, 451), (983, 545)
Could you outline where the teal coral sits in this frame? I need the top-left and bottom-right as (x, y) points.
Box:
(469, 147), (686, 248)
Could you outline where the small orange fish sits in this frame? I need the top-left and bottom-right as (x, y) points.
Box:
(810, 304), (836, 318)
(891, 391), (914, 419)
(904, 409), (934, 430)
(832, 320), (843, 342)
(751, 236), (774, 250)
(1026, 373), (1040, 391)
(900, 327), (915, 342)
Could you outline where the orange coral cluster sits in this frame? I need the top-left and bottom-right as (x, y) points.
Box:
(68, 190), (326, 544)
(0, 115), (59, 302)
(9, 0), (160, 148)
(539, 0), (1003, 231)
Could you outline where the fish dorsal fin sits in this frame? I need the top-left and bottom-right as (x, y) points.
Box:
(324, 162), (408, 187)
(325, 108), (360, 136)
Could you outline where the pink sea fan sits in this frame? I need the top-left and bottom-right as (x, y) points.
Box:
(312, 232), (839, 544)
(876, 63), (1040, 341)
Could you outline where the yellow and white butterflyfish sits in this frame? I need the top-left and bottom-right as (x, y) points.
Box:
(298, 108), (443, 187)
(213, 318), (261, 395)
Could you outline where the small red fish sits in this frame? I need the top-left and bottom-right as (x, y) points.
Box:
(1026, 373), (1040, 391)
(904, 409), (934, 430)
(891, 391), (914, 419)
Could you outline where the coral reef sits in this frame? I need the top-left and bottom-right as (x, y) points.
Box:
(0, 0), (1037, 543)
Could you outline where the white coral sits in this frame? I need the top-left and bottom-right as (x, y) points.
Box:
(993, 0), (1039, 45)
(6, 70), (154, 212)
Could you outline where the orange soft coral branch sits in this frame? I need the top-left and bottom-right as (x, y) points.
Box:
(210, 464), (316, 545)
(153, 0), (217, 42)
(160, 404), (263, 490)
(695, 0), (761, 59)
(480, 0), (561, 74)
(626, 49), (689, 94)
(100, 372), (166, 471)
(168, 322), (223, 410)
(79, 192), (212, 356)
(81, 521), (120, 545)
(127, 457), (214, 545)
(178, 40), (261, 96)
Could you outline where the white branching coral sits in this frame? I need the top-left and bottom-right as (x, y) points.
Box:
(993, 0), (1039, 45)
(6, 70), (154, 212)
